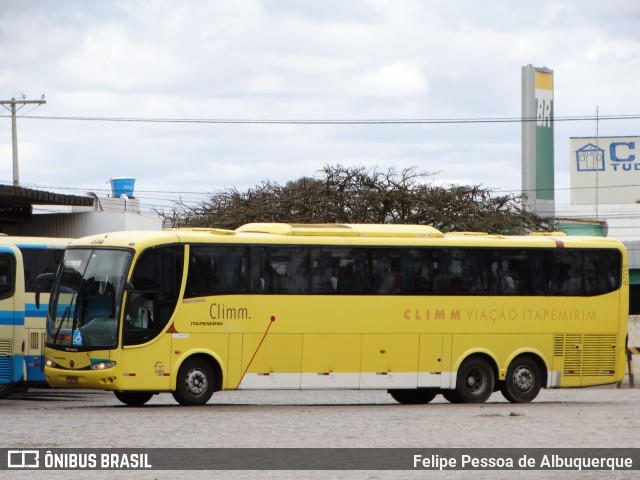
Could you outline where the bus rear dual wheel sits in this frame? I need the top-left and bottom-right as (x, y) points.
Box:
(451, 356), (495, 403)
(388, 389), (438, 404)
(450, 355), (542, 404)
(387, 357), (490, 404)
(389, 355), (542, 405)
(500, 356), (543, 403)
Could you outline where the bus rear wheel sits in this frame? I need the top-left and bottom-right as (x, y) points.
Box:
(172, 358), (215, 406)
(388, 389), (438, 404)
(501, 356), (542, 403)
(114, 391), (154, 406)
(441, 390), (463, 404)
(455, 357), (495, 403)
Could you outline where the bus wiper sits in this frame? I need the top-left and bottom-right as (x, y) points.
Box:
(53, 303), (71, 346)
(71, 278), (86, 335)
(53, 283), (78, 346)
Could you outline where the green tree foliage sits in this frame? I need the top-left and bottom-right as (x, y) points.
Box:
(161, 165), (552, 233)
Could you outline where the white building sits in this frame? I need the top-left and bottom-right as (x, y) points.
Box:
(0, 179), (161, 237)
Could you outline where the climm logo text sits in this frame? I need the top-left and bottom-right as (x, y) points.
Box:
(209, 303), (251, 320)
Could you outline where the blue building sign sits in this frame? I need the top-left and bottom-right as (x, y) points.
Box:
(610, 141), (636, 170)
(576, 143), (605, 172)
(571, 136), (640, 205)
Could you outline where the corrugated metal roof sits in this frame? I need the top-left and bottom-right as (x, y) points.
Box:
(0, 185), (94, 206)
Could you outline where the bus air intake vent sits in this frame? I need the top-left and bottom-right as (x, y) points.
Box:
(555, 334), (617, 377)
(30, 332), (39, 350)
(0, 339), (12, 382)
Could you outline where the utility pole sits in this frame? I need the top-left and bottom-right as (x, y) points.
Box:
(1, 96), (46, 186)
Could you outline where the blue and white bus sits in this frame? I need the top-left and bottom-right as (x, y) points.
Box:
(0, 237), (70, 397)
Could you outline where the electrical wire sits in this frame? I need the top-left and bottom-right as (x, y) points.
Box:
(2, 111), (639, 224)
(2, 113), (640, 125)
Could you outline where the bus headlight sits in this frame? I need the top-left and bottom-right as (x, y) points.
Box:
(90, 361), (117, 370)
(45, 358), (59, 369)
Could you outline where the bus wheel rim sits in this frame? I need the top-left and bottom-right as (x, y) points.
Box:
(513, 366), (533, 391)
(466, 369), (483, 392)
(186, 369), (207, 396)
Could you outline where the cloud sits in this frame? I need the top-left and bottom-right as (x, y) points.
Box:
(350, 63), (428, 98)
(0, 0), (639, 214)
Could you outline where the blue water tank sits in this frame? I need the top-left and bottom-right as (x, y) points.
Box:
(110, 177), (135, 198)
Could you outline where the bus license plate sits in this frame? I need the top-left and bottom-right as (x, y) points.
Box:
(66, 376), (79, 384)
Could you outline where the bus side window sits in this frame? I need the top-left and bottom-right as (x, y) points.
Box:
(249, 248), (267, 292)
(21, 248), (64, 293)
(124, 245), (183, 346)
(308, 248), (366, 294)
(289, 247), (310, 293)
(551, 251), (581, 296)
(584, 250), (621, 296)
(0, 254), (14, 299)
(491, 251), (526, 295)
(470, 250), (490, 294)
(185, 246), (247, 297)
(431, 250), (450, 294)
(125, 291), (156, 329)
(373, 250), (402, 294)
(409, 249), (431, 294)
(310, 249), (335, 293)
(266, 248), (294, 293)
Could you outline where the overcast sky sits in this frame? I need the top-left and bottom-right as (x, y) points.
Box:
(1, 0), (639, 214)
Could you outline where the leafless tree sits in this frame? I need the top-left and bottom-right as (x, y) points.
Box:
(159, 164), (552, 233)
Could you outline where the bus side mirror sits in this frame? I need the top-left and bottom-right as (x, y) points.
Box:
(125, 283), (144, 320)
(126, 291), (141, 319)
(35, 273), (56, 309)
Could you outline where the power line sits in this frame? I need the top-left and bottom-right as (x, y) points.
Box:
(15, 178), (640, 202)
(2, 113), (640, 125)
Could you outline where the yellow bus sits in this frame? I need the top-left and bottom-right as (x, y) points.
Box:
(44, 224), (628, 406)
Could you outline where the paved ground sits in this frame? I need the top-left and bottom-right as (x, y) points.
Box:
(2, 386), (639, 479)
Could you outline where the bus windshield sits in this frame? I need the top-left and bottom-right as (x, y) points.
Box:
(47, 248), (132, 350)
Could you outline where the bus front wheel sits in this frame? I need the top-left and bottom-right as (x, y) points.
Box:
(455, 357), (495, 403)
(114, 391), (154, 406)
(501, 356), (542, 403)
(388, 389), (438, 404)
(172, 357), (215, 406)
(0, 382), (15, 399)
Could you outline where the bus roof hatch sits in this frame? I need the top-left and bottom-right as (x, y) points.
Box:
(236, 223), (444, 238)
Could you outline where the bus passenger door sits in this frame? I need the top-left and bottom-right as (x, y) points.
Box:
(121, 289), (173, 390)
(120, 244), (184, 391)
